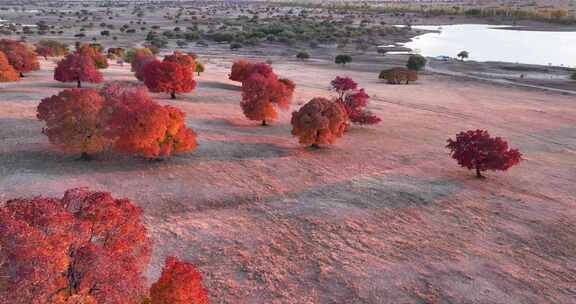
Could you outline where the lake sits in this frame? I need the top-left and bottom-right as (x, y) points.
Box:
(402, 24), (576, 67)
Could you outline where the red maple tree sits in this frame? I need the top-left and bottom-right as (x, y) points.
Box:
(0, 188), (151, 304)
(229, 59), (252, 82)
(331, 76), (381, 126)
(54, 53), (103, 88)
(77, 44), (108, 69)
(103, 87), (197, 159)
(0, 50), (20, 82)
(163, 51), (196, 73)
(291, 97), (347, 148)
(143, 60), (196, 99)
(37, 89), (111, 160)
(149, 256), (209, 304)
(446, 129), (522, 178)
(0, 39), (40, 76)
(240, 72), (294, 126)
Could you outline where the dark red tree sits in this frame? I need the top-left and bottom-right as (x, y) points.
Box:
(229, 59), (252, 82)
(149, 256), (209, 304)
(37, 89), (111, 159)
(446, 129), (522, 178)
(330, 76), (358, 99)
(131, 50), (156, 81)
(0, 39), (40, 76)
(0, 188), (151, 304)
(291, 97), (347, 148)
(331, 77), (381, 126)
(54, 53), (103, 88)
(143, 60), (196, 99)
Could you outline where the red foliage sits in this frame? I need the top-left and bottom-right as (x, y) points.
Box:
(54, 53), (103, 88)
(240, 72), (294, 125)
(103, 87), (197, 159)
(0, 188), (151, 304)
(446, 129), (522, 178)
(0, 50), (20, 82)
(330, 76), (358, 99)
(37, 89), (111, 159)
(131, 50), (156, 81)
(291, 97), (347, 147)
(149, 256), (209, 304)
(163, 51), (196, 73)
(330, 77), (380, 126)
(77, 44), (108, 69)
(229, 59), (252, 82)
(0, 39), (40, 75)
(143, 60), (196, 99)
(35, 46), (53, 59)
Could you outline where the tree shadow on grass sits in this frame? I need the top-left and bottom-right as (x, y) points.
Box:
(198, 80), (241, 91)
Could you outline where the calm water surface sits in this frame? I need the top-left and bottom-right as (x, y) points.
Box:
(403, 24), (576, 67)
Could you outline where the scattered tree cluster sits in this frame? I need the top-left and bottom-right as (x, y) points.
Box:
(37, 83), (197, 160)
(378, 67), (418, 85)
(0, 188), (208, 303)
(446, 129), (522, 178)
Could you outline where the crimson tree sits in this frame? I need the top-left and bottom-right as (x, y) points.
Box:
(54, 53), (103, 88)
(142, 60), (195, 99)
(149, 257), (209, 304)
(331, 76), (380, 126)
(446, 129), (522, 178)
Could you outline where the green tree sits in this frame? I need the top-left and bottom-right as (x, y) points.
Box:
(406, 54), (427, 71)
(335, 54), (352, 65)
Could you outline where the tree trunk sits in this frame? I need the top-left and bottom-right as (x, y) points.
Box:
(170, 91), (176, 99)
(79, 152), (91, 161)
(77, 80), (82, 88)
(261, 120), (267, 126)
(197, 72), (200, 76)
(19, 72), (24, 78)
(475, 167), (484, 179)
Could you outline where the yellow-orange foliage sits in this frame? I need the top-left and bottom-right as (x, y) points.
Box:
(291, 97), (347, 147)
(0, 50), (19, 82)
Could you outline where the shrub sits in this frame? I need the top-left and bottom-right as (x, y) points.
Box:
(296, 52), (310, 60)
(406, 54), (426, 71)
(0, 39), (40, 76)
(142, 60), (196, 99)
(378, 67), (418, 84)
(291, 97), (347, 148)
(103, 87), (197, 159)
(54, 53), (103, 88)
(37, 89), (110, 159)
(446, 129), (522, 178)
(35, 39), (69, 58)
(0, 50), (20, 82)
(195, 62), (205, 76)
(124, 47), (153, 63)
(149, 257), (209, 304)
(335, 54), (352, 65)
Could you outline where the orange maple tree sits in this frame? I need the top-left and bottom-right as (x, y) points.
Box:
(240, 71), (294, 126)
(0, 50), (20, 82)
(0, 39), (40, 76)
(149, 257), (209, 304)
(77, 44), (108, 69)
(291, 97), (347, 148)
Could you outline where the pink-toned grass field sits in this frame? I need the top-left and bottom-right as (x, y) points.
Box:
(1, 58), (575, 303)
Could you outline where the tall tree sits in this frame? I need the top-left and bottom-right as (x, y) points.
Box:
(54, 53), (103, 88)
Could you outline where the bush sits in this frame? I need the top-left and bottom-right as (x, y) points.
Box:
(378, 67), (418, 84)
(296, 52), (310, 60)
(335, 54), (352, 65)
(406, 54), (426, 71)
(291, 97), (347, 148)
(446, 129), (522, 178)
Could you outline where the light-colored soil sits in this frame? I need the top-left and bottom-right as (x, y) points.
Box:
(1, 57), (575, 304)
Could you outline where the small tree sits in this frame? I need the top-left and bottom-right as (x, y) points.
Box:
(54, 53), (103, 88)
(446, 129), (522, 178)
(296, 52), (310, 60)
(37, 89), (110, 160)
(406, 54), (426, 71)
(241, 72), (294, 126)
(0, 39), (40, 77)
(335, 54), (352, 65)
(77, 43), (108, 69)
(143, 60), (196, 99)
(149, 257), (209, 304)
(0, 50), (20, 82)
(457, 51), (469, 61)
(291, 97), (347, 148)
(378, 68), (418, 84)
(104, 88), (197, 159)
(331, 76), (380, 126)
(331, 76), (358, 99)
(195, 62), (205, 76)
